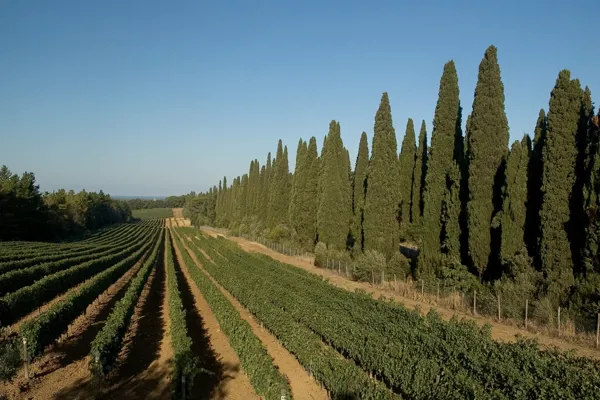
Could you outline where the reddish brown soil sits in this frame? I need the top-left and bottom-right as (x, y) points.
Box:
(0, 253), (148, 400)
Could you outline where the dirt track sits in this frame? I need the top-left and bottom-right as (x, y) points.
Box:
(201, 228), (600, 361)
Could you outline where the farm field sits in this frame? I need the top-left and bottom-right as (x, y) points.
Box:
(132, 208), (174, 220)
(1, 217), (599, 399)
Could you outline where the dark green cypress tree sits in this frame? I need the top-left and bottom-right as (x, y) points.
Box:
(571, 88), (594, 274)
(582, 112), (600, 274)
(240, 173), (249, 219)
(526, 109), (547, 266)
(352, 132), (369, 249)
(540, 70), (582, 299)
(443, 162), (462, 258)
(466, 45), (509, 279)
(293, 136), (320, 247)
(363, 93), (400, 258)
(501, 135), (531, 260)
(269, 140), (291, 227)
(290, 139), (308, 235)
(398, 118), (417, 230)
(261, 153), (272, 225)
(420, 61), (463, 275)
(411, 121), (427, 224)
(317, 121), (351, 249)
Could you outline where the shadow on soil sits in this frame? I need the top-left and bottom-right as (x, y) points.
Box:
(53, 250), (166, 400)
(174, 243), (236, 400)
(34, 262), (139, 381)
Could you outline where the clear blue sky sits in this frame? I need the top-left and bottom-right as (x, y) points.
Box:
(0, 0), (597, 197)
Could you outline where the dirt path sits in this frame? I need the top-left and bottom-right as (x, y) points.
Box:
(179, 234), (328, 400)
(170, 230), (259, 400)
(1, 253), (148, 400)
(101, 241), (172, 400)
(203, 229), (600, 360)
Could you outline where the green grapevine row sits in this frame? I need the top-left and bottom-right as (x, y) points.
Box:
(181, 232), (398, 400)
(0, 225), (152, 296)
(0, 225), (157, 326)
(89, 228), (165, 377)
(19, 228), (160, 358)
(193, 233), (600, 400)
(165, 230), (199, 399)
(0, 222), (153, 273)
(0, 222), (134, 259)
(170, 230), (292, 400)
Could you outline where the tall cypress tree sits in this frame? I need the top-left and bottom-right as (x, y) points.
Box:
(269, 140), (291, 227)
(317, 121), (351, 249)
(466, 45), (509, 279)
(352, 132), (369, 249)
(290, 139), (308, 235)
(571, 88), (594, 274)
(261, 152), (272, 225)
(501, 136), (531, 260)
(411, 121), (428, 224)
(398, 118), (417, 229)
(526, 109), (547, 266)
(296, 137), (320, 247)
(582, 111), (600, 274)
(420, 61), (463, 275)
(363, 93), (400, 258)
(540, 70), (582, 299)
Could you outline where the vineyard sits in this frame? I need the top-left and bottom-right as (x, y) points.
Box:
(0, 217), (599, 399)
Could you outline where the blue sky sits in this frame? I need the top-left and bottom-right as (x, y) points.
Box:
(0, 0), (597, 196)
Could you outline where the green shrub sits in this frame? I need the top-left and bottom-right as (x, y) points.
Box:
(351, 250), (386, 283)
(387, 252), (412, 279)
(314, 242), (327, 267)
(0, 334), (20, 382)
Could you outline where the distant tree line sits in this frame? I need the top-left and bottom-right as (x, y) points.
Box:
(185, 45), (600, 320)
(122, 196), (187, 210)
(0, 165), (132, 241)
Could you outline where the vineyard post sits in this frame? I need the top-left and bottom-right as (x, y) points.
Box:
(452, 287), (456, 309)
(421, 280), (424, 298)
(596, 313), (600, 348)
(558, 307), (561, 337)
(525, 299), (529, 329)
(497, 295), (501, 321)
(22, 337), (29, 380)
(394, 274), (397, 291)
(371, 268), (374, 286)
(436, 282), (440, 301)
(473, 290), (477, 315)
(381, 270), (385, 286)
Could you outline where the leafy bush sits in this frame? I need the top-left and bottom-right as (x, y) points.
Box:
(351, 249), (386, 283)
(387, 252), (412, 279)
(268, 224), (292, 242)
(314, 242), (327, 267)
(0, 334), (20, 382)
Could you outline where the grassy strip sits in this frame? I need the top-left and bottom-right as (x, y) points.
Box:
(89, 228), (164, 377)
(171, 230), (292, 400)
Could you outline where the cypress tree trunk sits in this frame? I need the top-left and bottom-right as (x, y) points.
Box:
(411, 121), (428, 225)
(540, 70), (582, 300)
(398, 118), (417, 231)
(352, 132), (369, 250)
(500, 136), (531, 261)
(466, 45), (509, 279)
(363, 93), (400, 258)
